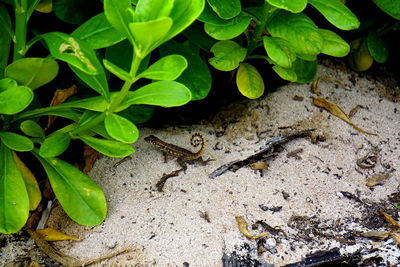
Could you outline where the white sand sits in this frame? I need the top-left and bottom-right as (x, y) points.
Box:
(45, 63), (400, 266)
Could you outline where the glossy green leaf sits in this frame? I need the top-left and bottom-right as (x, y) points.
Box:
(0, 131), (34, 152)
(0, 143), (29, 234)
(105, 113), (139, 143)
(209, 40), (246, 71)
(372, 0), (400, 19)
(207, 0), (241, 19)
(20, 120), (45, 138)
(103, 59), (133, 82)
(319, 29), (350, 57)
(0, 84), (33, 115)
(53, 0), (102, 25)
(5, 58), (59, 90)
(236, 63), (264, 99)
(0, 3), (12, 76)
(42, 32), (100, 75)
(263, 36), (296, 68)
(104, 0), (134, 43)
(79, 135), (134, 157)
(160, 40), (212, 100)
(129, 17), (173, 58)
(205, 13), (252, 40)
(267, 11), (323, 57)
(34, 151), (107, 226)
(182, 22), (217, 52)
(118, 81), (192, 110)
(198, 2), (227, 24)
(292, 59), (317, 83)
(0, 78), (17, 92)
(69, 64), (110, 100)
(118, 105), (156, 124)
(367, 31), (388, 63)
(163, 0), (205, 44)
(13, 153), (41, 211)
(308, 0), (360, 30)
(272, 65), (297, 82)
(266, 0), (306, 13)
(39, 132), (71, 158)
(137, 55), (187, 81)
(134, 0), (174, 21)
(72, 13), (126, 50)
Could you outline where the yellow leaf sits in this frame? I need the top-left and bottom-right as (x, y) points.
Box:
(379, 210), (400, 228)
(13, 152), (41, 211)
(366, 173), (391, 187)
(36, 228), (80, 241)
(361, 230), (390, 239)
(236, 63), (264, 99)
(235, 216), (268, 239)
(390, 232), (400, 245)
(312, 97), (378, 136)
(35, 0), (52, 13)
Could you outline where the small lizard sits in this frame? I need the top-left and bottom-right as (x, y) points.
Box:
(145, 133), (210, 191)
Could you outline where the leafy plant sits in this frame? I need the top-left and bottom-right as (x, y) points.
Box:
(0, 0), (204, 233)
(347, 0), (400, 71)
(189, 0), (360, 98)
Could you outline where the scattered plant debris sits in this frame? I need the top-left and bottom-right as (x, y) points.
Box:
(311, 75), (350, 96)
(366, 173), (391, 187)
(312, 97), (378, 136)
(209, 129), (315, 178)
(235, 216), (269, 240)
(356, 147), (381, 169)
(362, 210), (400, 245)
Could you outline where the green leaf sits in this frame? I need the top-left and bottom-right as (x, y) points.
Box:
(118, 105), (156, 124)
(0, 131), (34, 152)
(72, 13), (126, 50)
(104, 113), (139, 143)
(209, 40), (246, 71)
(372, 0), (400, 19)
(69, 64), (110, 100)
(20, 120), (45, 138)
(182, 22), (217, 52)
(0, 3), (12, 76)
(308, 0), (360, 30)
(13, 153), (41, 211)
(367, 31), (388, 63)
(134, 0), (174, 21)
(205, 13), (252, 40)
(5, 58), (59, 90)
(118, 81), (192, 110)
(39, 132), (71, 158)
(0, 143), (29, 234)
(42, 32), (100, 75)
(236, 63), (264, 99)
(263, 36), (296, 68)
(348, 38), (374, 72)
(137, 55), (187, 81)
(160, 40), (212, 100)
(0, 78), (17, 92)
(103, 59), (133, 82)
(319, 29), (350, 57)
(266, 0), (307, 13)
(79, 135), (134, 157)
(104, 0), (134, 43)
(292, 59), (317, 83)
(0, 83), (33, 115)
(53, 0), (102, 25)
(129, 17), (173, 58)
(207, 0), (241, 19)
(267, 11), (323, 57)
(272, 65), (297, 82)
(34, 151), (107, 226)
(163, 0), (205, 43)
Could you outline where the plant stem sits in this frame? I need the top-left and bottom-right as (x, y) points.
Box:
(13, 0), (28, 61)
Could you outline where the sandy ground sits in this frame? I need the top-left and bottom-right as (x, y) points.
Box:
(2, 62), (400, 266)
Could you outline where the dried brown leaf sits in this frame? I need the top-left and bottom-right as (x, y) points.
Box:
(389, 232), (400, 245)
(312, 97), (378, 136)
(379, 210), (400, 228)
(83, 145), (99, 174)
(366, 173), (391, 187)
(235, 216), (268, 239)
(46, 85), (77, 130)
(361, 230), (390, 239)
(311, 75), (350, 96)
(36, 228), (80, 241)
